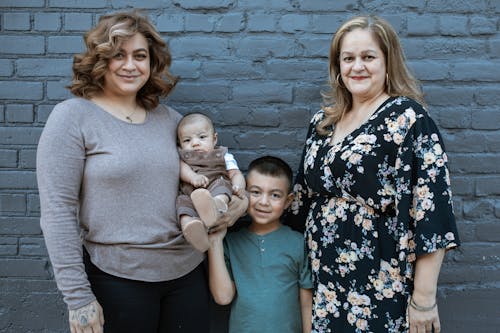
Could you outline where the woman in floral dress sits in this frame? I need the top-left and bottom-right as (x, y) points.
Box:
(287, 15), (460, 333)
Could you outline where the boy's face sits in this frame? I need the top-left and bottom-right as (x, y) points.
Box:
(246, 170), (293, 228)
(178, 118), (217, 152)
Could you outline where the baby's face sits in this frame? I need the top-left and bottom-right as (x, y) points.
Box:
(178, 118), (217, 152)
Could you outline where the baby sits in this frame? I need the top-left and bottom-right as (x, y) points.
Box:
(176, 113), (246, 252)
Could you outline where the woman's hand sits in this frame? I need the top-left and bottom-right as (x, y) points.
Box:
(69, 300), (104, 333)
(408, 296), (440, 333)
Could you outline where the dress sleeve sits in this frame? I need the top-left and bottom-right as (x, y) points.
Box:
(394, 110), (460, 262)
(36, 103), (96, 310)
(284, 118), (316, 233)
(298, 235), (313, 289)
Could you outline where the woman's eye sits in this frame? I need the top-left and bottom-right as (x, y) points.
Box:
(135, 53), (147, 60)
(343, 57), (353, 62)
(113, 53), (124, 59)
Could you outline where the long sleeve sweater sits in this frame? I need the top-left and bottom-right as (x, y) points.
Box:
(36, 98), (204, 310)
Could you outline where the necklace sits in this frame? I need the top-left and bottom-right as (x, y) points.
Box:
(123, 105), (138, 123)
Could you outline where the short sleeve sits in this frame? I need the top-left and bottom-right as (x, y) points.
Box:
(284, 115), (317, 233)
(394, 110), (460, 262)
(224, 152), (239, 170)
(298, 236), (313, 289)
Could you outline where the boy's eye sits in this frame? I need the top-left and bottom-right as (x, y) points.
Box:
(249, 190), (261, 197)
(271, 193), (282, 199)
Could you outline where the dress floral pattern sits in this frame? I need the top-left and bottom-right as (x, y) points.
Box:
(287, 96), (460, 333)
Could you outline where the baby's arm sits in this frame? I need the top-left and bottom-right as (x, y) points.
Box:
(299, 288), (312, 333)
(227, 169), (246, 198)
(180, 160), (209, 188)
(207, 228), (235, 305)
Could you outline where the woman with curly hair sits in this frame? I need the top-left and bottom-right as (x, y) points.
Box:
(37, 11), (245, 333)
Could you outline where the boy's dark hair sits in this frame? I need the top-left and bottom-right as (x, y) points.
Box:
(247, 156), (293, 192)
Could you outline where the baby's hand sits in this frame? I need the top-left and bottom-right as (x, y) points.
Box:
(232, 185), (245, 199)
(191, 175), (209, 188)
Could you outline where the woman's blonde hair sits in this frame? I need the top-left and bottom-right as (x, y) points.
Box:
(318, 15), (424, 135)
(69, 11), (178, 110)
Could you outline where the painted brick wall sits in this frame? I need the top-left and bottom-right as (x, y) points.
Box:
(1, 1), (499, 332)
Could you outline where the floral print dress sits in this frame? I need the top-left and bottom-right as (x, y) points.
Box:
(287, 96), (460, 333)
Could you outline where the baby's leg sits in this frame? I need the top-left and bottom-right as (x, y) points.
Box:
(179, 214), (210, 252)
(190, 189), (228, 229)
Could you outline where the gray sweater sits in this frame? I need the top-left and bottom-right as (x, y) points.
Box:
(36, 98), (204, 310)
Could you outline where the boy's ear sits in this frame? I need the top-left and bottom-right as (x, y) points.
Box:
(284, 192), (294, 209)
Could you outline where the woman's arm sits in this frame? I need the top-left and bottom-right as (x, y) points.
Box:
(299, 288), (312, 333)
(409, 248), (445, 333)
(207, 228), (236, 305)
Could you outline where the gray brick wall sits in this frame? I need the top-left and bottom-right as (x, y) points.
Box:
(1, 1), (499, 332)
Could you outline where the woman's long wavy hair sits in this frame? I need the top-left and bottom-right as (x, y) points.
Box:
(318, 15), (425, 135)
(69, 11), (178, 110)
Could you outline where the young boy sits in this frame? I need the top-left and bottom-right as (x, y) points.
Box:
(176, 113), (247, 252)
(208, 156), (312, 333)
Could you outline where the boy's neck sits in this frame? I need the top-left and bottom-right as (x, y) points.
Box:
(248, 220), (281, 235)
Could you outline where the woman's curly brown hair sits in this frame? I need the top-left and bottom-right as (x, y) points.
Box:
(69, 11), (178, 110)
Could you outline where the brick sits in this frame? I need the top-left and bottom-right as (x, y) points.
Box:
(170, 36), (229, 58)
(170, 60), (201, 79)
(202, 60), (264, 80)
(451, 61), (500, 81)
(0, 59), (14, 76)
(172, 0), (233, 9)
(47, 35), (85, 54)
(215, 13), (243, 32)
(0, 150), (17, 168)
(310, 14), (349, 34)
(232, 82), (293, 103)
(5, 104), (34, 123)
(0, 194), (26, 213)
(19, 237), (47, 256)
(475, 87), (500, 106)
(463, 199), (494, 218)
(236, 37), (295, 59)
(34, 12), (61, 31)
(169, 83), (230, 103)
(300, 0), (357, 11)
(451, 242), (500, 265)
(266, 59), (326, 80)
(63, 13), (92, 31)
(27, 194), (40, 214)
(439, 15), (469, 36)
(0, 36), (44, 55)
(423, 86), (475, 106)
(237, 130), (303, 149)
(17, 58), (73, 77)
(3, 12), (31, 31)
(248, 14), (276, 32)
(476, 176), (500, 196)
(442, 131), (485, 153)
(0, 81), (43, 100)
(0, 237), (18, 255)
(19, 149), (36, 169)
(0, 0), (43, 6)
(293, 84), (323, 104)
(47, 80), (73, 100)
(280, 14), (309, 33)
(185, 14), (216, 32)
(470, 17), (497, 35)
(0, 217), (41, 235)
(0, 171), (37, 189)
(402, 38), (486, 60)
(472, 109), (500, 130)
(476, 222), (500, 242)
(110, 0), (168, 8)
(427, 0), (488, 13)
(49, 0), (106, 7)
(0, 127), (42, 145)
(155, 13), (184, 32)
(484, 132), (500, 152)
(37, 104), (55, 123)
(489, 37), (500, 57)
(237, 0), (293, 10)
(0, 258), (49, 278)
(408, 60), (449, 81)
(296, 35), (330, 57)
(448, 153), (500, 174)
(450, 176), (474, 196)
(408, 15), (439, 36)
(432, 106), (471, 129)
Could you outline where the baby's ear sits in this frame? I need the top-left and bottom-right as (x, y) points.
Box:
(213, 132), (218, 145)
